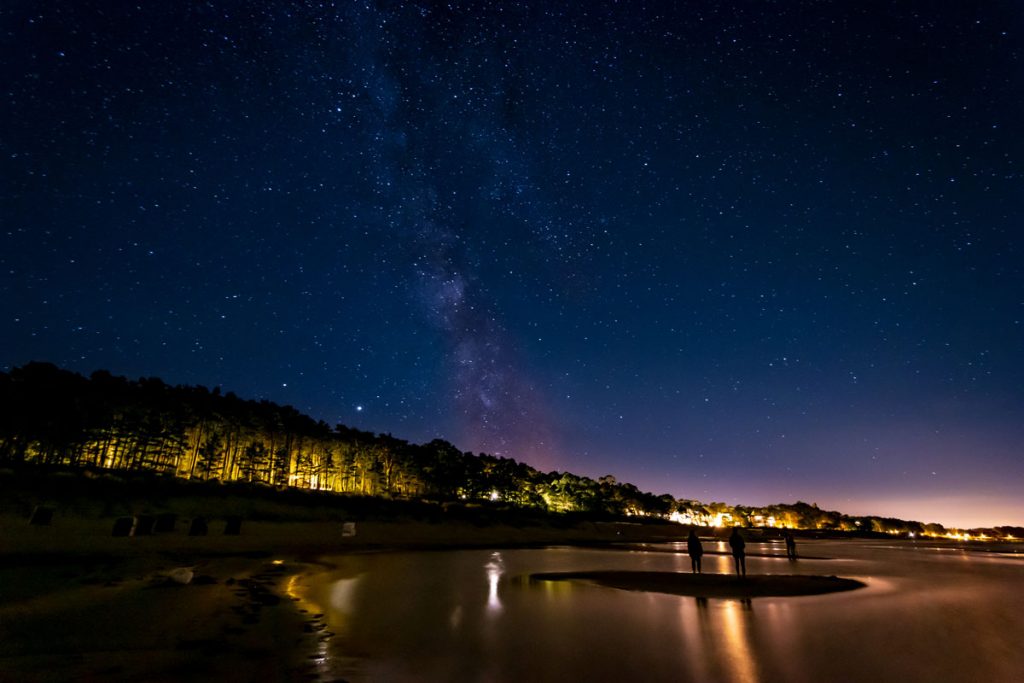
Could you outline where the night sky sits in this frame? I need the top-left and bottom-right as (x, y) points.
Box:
(3, 2), (1022, 527)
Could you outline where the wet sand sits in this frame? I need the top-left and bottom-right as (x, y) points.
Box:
(0, 554), (332, 683)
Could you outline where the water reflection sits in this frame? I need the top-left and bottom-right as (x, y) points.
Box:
(485, 551), (505, 614)
(329, 576), (361, 614)
(284, 571), (362, 674)
(721, 598), (758, 683)
(292, 542), (1024, 683)
(449, 604), (463, 630)
(680, 597), (712, 681)
(681, 595), (760, 683)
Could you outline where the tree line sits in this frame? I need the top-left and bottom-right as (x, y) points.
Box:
(0, 363), (674, 516)
(1, 363), (1016, 539)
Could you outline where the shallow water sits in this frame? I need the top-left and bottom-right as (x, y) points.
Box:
(294, 539), (1024, 682)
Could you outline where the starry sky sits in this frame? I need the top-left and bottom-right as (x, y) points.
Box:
(3, 1), (1022, 527)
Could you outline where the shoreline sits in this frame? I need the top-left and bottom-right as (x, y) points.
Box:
(3, 514), (1018, 681)
(0, 515), (692, 682)
(6, 514), (1013, 569)
(0, 554), (330, 682)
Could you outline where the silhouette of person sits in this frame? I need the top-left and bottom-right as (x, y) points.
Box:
(729, 527), (747, 576)
(784, 531), (797, 560)
(686, 528), (704, 573)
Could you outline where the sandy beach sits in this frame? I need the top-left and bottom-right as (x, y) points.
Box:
(1, 515), (338, 682)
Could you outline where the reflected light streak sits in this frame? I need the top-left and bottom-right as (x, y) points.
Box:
(721, 599), (759, 683)
(538, 577), (574, 601)
(284, 573), (333, 670)
(449, 604), (464, 630)
(329, 577), (362, 614)
(485, 551), (505, 614)
(284, 571), (364, 673)
(759, 600), (802, 680)
(679, 599), (713, 682)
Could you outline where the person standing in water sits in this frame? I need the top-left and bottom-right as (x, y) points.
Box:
(784, 530), (797, 560)
(686, 529), (704, 573)
(729, 527), (747, 576)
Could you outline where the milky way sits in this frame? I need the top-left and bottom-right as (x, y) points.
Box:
(2, 1), (1022, 525)
(337, 2), (566, 462)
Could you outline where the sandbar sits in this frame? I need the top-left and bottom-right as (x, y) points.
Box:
(530, 570), (866, 598)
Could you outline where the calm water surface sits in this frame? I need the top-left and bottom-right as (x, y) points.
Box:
(291, 539), (1024, 682)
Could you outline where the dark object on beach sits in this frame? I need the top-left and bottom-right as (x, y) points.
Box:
(154, 512), (178, 533)
(188, 516), (209, 536)
(112, 516), (134, 537)
(729, 528), (747, 576)
(28, 505), (54, 526)
(132, 514), (156, 536)
(224, 515), (243, 535)
(531, 570), (866, 599)
(686, 529), (704, 573)
(784, 531), (798, 560)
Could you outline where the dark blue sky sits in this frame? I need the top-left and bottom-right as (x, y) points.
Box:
(3, 1), (1022, 527)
